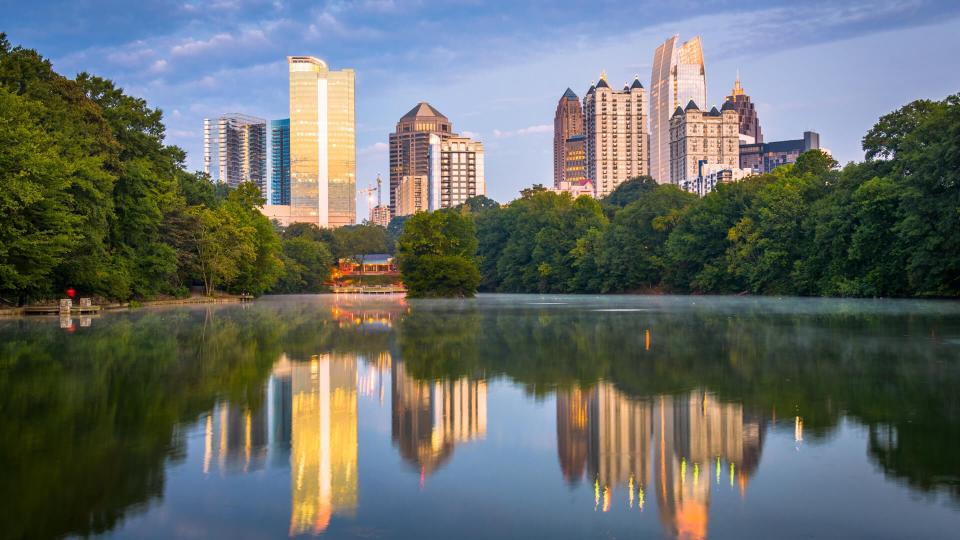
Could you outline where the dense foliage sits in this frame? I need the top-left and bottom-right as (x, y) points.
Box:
(475, 93), (960, 297)
(397, 210), (481, 297)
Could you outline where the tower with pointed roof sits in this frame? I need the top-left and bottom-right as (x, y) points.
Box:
(389, 102), (455, 216)
(554, 88), (584, 187)
(668, 98), (740, 186)
(583, 72), (650, 197)
(724, 74), (763, 144)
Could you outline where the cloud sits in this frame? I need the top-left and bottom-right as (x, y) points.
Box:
(359, 141), (389, 156)
(493, 124), (552, 138)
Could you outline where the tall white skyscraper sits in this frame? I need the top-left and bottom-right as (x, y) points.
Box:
(427, 134), (485, 211)
(203, 113), (267, 195)
(650, 35), (707, 184)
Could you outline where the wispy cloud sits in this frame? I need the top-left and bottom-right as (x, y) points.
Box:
(493, 124), (552, 138)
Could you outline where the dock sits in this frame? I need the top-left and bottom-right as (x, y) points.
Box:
(332, 285), (406, 295)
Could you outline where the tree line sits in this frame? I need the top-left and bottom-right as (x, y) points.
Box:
(461, 93), (959, 297)
(0, 36), (391, 304)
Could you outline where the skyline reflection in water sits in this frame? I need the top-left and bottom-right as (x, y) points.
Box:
(1, 294), (959, 539)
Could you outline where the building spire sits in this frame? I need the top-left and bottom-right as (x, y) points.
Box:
(600, 70), (607, 81)
(731, 70), (744, 97)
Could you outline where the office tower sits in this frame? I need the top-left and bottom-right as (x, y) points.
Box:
(270, 119), (291, 205)
(203, 113), (267, 196)
(288, 56), (356, 228)
(583, 73), (649, 197)
(724, 75), (762, 144)
(650, 35), (707, 184)
(554, 88), (584, 187)
(564, 134), (587, 184)
(740, 131), (824, 174)
(395, 175), (427, 216)
(427, 134), (486, 210)
(669, 100), (741, 185)
(389, 102), (454, 216)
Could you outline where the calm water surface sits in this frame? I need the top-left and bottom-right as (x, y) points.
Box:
(2, 294), (960, 539)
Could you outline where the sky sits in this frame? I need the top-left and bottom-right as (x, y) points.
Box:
(4, 0), (960, 213)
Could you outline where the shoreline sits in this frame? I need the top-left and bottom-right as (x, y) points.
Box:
(0, 295), (249, 318)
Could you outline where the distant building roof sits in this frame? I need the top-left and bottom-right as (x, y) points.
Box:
(673, 106), (685, 117)
(401, 102), (447, 120)
(630, 78), (644, 90)
(762, 139), (806, 154)
(562, 88), (578, 100)
(684, 100), (700, 111)
(595, 78), (610, 89)
(708, 106), (721, 116)
(721, 100), (736, 111)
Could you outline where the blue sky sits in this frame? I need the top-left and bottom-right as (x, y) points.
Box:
(5, 0), (960, 210)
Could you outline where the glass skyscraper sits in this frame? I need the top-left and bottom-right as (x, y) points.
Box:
(203, 113), (267, 196)
(650, 35), (707, 184)
(270, 119), (291, 205)
(288, 56), (356, 228)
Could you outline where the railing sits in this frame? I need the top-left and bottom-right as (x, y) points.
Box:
(331, 285), (406, 295)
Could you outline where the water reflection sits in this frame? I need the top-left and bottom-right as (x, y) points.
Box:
(2, 295), (960, 539)
(557, 386), (764, 539)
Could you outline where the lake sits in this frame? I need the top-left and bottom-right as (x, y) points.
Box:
(2, 294), (959, 539)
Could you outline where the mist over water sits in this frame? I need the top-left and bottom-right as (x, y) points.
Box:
(2, 294), (959, 539)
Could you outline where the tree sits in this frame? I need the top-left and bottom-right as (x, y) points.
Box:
(333, 224), (389, 274)
(596, 185), (696, 292)
(273, 237), (334, 293)
(397, 210), (480, 297)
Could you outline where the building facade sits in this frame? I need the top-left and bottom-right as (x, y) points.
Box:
(554, 88), (584, 187)
(203, 113), (267, 195)
(396, 175), (427, 216)
(669, 100), (740, 185)
(389, 102), (454, 216)
(724, 76), (762, 144)
(740, 131), (822, 174)
(564, 134), (587, 184)
(680, 164), (752, 197)
(369, 205), (391, 227)
(427, 135), (485, 211)
(650, 35), (707, 184)
(270, 118), (291, 205)
(583, 74), (649, 198)
(287, 56), (356, 228)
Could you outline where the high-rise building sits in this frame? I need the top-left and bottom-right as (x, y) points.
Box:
(564, 134), (587, 184)
(724, 75), (762, 144)
(203, 113), (267, 195)
(396, 175), (427, 216)
(554, 88), (584, 187)
(740, 131), (823, 174)
(427, 135), (485, 210)
(287, 56), (356, 228)
(389, 102), (454, 216)
(669, 100), (740, 185)
(650, 35), (707, 184)
(583, 73), (649, 197)
(270, 118), (291, 205)
(369, 205), (391, 227)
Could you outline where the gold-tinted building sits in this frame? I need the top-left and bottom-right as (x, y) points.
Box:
(554, 88), (584, 187)
(288, 56), (356, 228)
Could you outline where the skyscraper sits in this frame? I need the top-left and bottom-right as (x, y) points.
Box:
(270, 118), (291, 205)
(554, 88), (583, 187)
(668, 100), (740, 185)
(427, 134), (485, 211)
(724, 75), (762, 144)
(389, 102), (454, 216)
(287, 56), (356, 228)
(583, 73), (649, 197)
(203, 113), (267, 196)
(650, 35), (707, 184)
